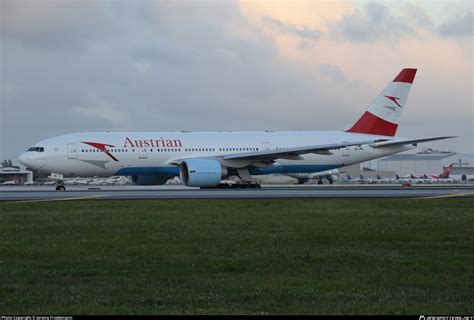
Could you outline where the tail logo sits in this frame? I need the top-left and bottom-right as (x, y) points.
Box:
(384, 95), (402, 111)
(81, 141), (119, 162)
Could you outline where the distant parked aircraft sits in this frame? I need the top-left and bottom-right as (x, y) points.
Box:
(395, 164), (461, 184)
(346, 174), (374, 184)
(287, 169), (342, 184)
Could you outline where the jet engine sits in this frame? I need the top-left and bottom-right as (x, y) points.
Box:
(180, 158), (227, 187)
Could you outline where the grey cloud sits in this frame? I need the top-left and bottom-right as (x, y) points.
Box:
(402, 3), (435, 30)
(261, 16), (321, 40)
(260, 3), (417, 44)
(317, 64), (348, 83)
(331, 3), (414, 42)
(133, 45), (199, 65)
(260, 3), (471, 44)
(72, 96), (129, 126)
(0, 0), (119, 50)
(438, 11), (473, 37)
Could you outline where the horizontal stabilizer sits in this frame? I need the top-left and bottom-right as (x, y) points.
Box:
(370, 136), (456, 148)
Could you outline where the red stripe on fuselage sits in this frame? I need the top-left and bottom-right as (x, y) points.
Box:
(347, 111), (398, 136)
(393, 68), (417, 83)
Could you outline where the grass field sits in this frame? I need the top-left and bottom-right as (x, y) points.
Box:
(0, 198), (473, 314)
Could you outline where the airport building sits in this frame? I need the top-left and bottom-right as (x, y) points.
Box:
(377, 149), (474, 176)
(0, 167), (33, 184)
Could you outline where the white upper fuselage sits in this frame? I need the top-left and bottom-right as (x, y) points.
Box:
(19, 131), (413, 177)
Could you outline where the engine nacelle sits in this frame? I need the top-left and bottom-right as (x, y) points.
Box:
(180, 158), (226, 187)
(132, 175), (169, 186)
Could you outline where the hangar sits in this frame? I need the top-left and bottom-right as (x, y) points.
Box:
(0, 167), (33, 184)
(377, 149), (474, 176)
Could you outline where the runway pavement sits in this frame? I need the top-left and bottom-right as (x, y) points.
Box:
(1, 184), (474, 201)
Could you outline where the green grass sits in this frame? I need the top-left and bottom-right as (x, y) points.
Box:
(0, 198), (473, 314)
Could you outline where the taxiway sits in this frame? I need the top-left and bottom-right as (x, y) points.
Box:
(1, 185), (473, 201)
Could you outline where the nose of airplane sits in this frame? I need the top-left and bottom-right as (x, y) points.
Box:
(19, 152), (46, 170)
(19, 152), (30, 167)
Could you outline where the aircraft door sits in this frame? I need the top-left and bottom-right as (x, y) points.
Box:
(342, 143), (350, 158)
(139, 148), (148, 159)
(67, 143), (78, 159)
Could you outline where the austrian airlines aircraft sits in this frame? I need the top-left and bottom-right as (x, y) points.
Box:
(19, 68), (454, 188)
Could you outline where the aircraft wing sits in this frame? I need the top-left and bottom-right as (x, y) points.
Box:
(222, 140), (378, 161)
(370, 136), (456, 149)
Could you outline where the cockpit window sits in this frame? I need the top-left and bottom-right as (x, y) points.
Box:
(27, 147), (44, 152)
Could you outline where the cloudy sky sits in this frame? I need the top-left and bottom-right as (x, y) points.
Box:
(1, 0), (473, 162)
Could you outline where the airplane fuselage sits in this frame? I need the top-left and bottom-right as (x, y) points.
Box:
(20, 131), (413, 178)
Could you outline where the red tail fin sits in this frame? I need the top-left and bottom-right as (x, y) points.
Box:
(440, 163), (455, 178)
(347, 68), (417, 136)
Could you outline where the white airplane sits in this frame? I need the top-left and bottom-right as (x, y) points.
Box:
(375, 174), (391, 184)
(19, 68), (455, 189)
(395, 174), (410, 184)
(344, 174), (360, 184)
(453, 174), (474, 182)
(3, 180), (18, 185)
(288, 169), (341, 184)
(76, 178), (90, 185)
(345, 174), (374, 184)
(88, 179), (102, 185)
(63, 178), (78, 186)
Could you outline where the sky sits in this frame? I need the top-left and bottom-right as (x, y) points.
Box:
(1, 0), (473, 163)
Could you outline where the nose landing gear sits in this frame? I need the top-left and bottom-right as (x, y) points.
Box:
(55, 180), (66, 191)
